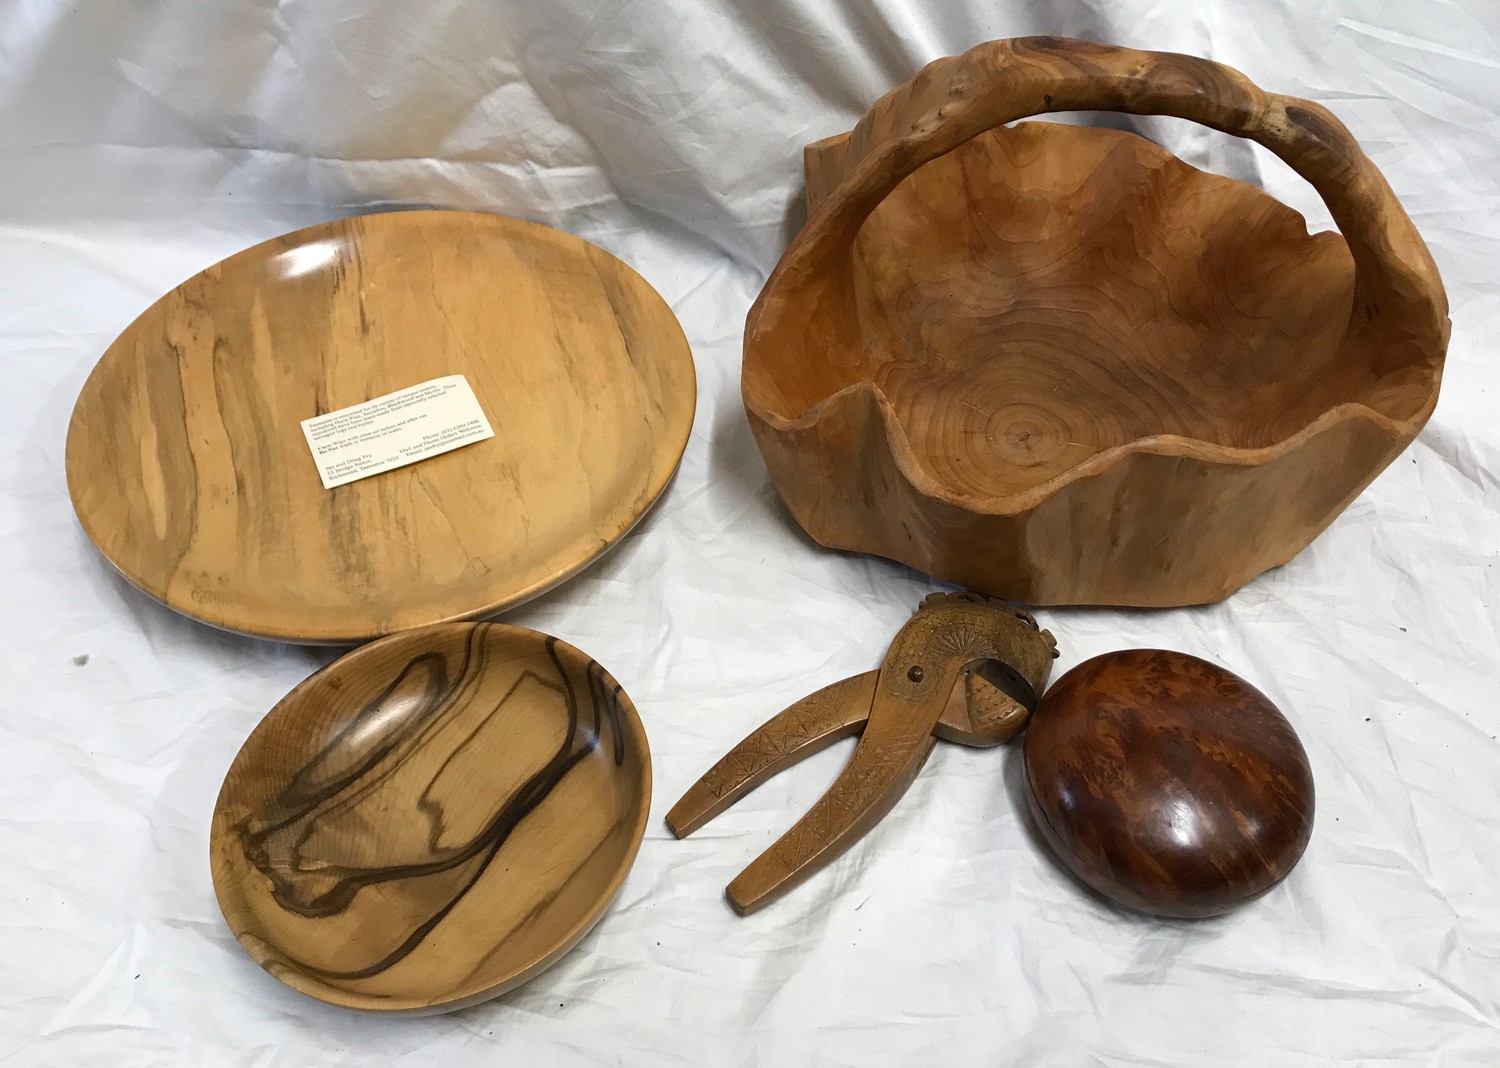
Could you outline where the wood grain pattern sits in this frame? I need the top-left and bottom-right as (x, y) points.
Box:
(746, 37), (1449, 607)
(210, 622), (650, 1013)
(1023, 649), (1314, 918)
(67, 210), (696, 643)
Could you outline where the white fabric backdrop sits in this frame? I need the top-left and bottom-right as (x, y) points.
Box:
(3, 1), (1498, 1064)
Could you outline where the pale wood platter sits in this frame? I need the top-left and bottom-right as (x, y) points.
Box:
(67, 210), (696, 642)
(210, 622), (651, 1013)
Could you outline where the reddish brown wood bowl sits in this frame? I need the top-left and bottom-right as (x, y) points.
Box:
(743, 37), (1448, 606)
(1023, 649), (1314, 918)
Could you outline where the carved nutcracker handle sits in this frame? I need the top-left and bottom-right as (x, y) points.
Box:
(789, 36), (1446, 368)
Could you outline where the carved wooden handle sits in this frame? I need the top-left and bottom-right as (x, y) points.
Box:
(666, 673), (876, 839)
(790, 36), (1447, 364)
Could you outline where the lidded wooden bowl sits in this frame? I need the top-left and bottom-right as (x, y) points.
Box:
(743, 37), (1449, 606)
(1024, 649), (1315, 918)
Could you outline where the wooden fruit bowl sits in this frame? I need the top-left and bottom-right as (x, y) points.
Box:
(744, 38), (1449, 606)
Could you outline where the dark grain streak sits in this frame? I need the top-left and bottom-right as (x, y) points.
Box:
(235, 632), (628, 979)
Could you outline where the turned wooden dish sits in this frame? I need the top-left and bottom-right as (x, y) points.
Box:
(1025, 649), (1314, 917)
(210, 622), (651, 1013)
(67, 210), (696, 643)
(744, 37), (1449, 606)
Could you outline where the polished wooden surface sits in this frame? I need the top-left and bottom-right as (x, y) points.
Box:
(668, 593), (1057, 914)
(67, 210), (696, 642)
(1024, 649), (1314, 918)
(746, 36), (1448, 607)
(211, 622), (651, 1013)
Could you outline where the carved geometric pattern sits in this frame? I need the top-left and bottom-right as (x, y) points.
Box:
(930, 624), (1000, 661)
(708, 595), (1063, 906)
(695, 678), (866, 800)
(965, 677), (1026, 728)
(766, 714), (934, 873)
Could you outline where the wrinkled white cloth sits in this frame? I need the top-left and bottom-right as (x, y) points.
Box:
(2, 2), (1498, 1064)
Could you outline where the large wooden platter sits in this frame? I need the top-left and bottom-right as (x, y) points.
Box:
(67, 211), (696, 642)
(210, 622), (651, 1013)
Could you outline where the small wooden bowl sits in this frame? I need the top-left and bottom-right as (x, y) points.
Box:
(210, 623), (651, 1013)
(1024, 649), (1314, 918)
(744, 37), (1448, 606)
(67, 210), (696, 643)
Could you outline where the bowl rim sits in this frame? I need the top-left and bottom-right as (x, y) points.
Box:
(748, 380), (1436, 518)
(744, 122), (1444, 517)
